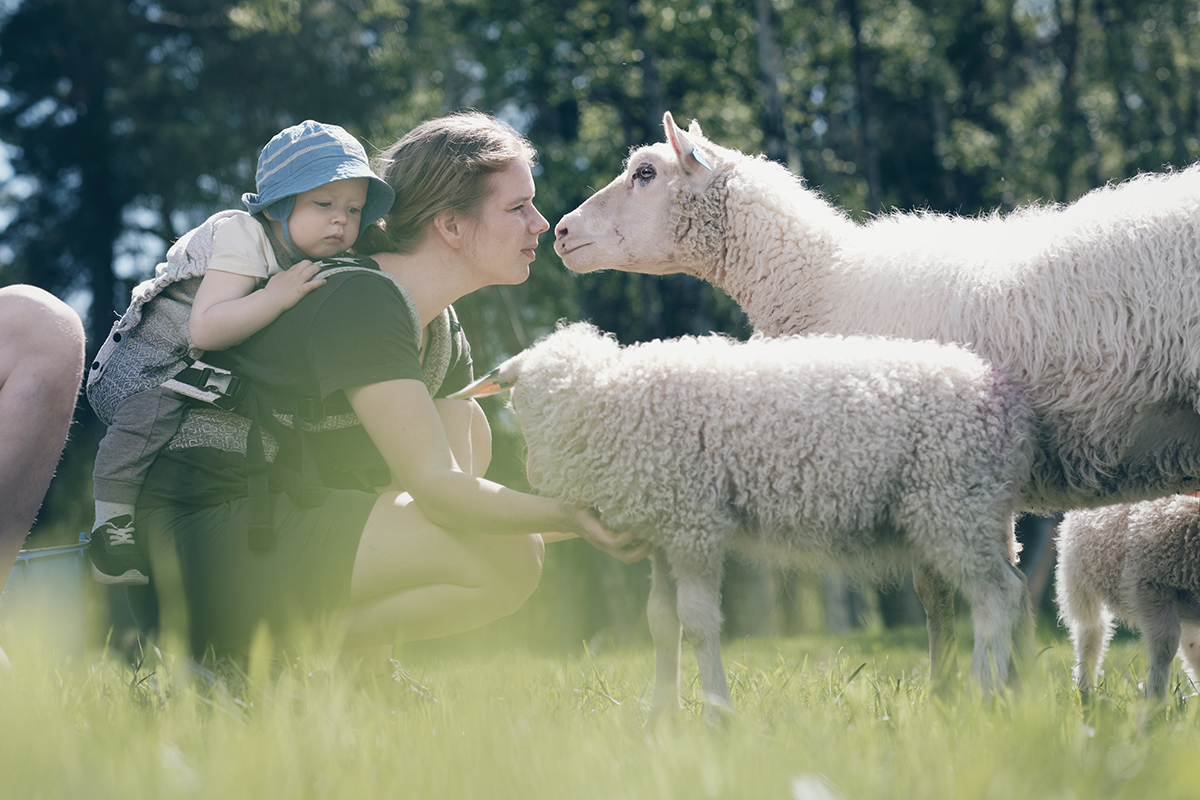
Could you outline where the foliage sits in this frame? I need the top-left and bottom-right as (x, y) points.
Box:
(6, 0), (1199, 339)
(3, 0), (1199, 635)
(3, 630), (1200, 798)
(0, 0), (407, 342)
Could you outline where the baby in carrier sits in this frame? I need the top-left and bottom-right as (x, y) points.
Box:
(87, 120), (394, 585)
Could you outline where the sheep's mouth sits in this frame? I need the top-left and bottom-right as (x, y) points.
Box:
(555, 240), (591, 256)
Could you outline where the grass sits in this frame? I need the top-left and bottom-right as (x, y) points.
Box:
(2, 624), (1200, 800)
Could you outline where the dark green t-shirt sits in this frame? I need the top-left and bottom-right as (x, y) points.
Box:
(140, 271), (473, 506)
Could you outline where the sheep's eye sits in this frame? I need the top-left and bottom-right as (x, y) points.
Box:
(633, 164), (656, 185)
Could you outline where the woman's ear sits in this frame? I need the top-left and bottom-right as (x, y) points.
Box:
(432, 212), (464, 249)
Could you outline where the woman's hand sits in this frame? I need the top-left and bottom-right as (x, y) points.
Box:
(566, 505), (650, 564)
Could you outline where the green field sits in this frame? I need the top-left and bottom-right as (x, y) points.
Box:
(2, 622), (1199, 800)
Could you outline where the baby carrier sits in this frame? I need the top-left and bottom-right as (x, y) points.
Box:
(86, 209), (249, 424)
(87, 209), (464, 551)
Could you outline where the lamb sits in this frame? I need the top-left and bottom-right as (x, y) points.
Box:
(1055, 494), (1200, 699)
(453, 322), (1037, 718)
(553, 112), (1200, 513)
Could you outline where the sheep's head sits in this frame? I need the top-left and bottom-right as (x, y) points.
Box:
(447, 323), (620, 499)
(448, 321), (618, 401)
(554, 111), (726, 277)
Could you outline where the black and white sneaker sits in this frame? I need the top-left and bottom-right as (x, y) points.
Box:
(88, 515), (150, 586)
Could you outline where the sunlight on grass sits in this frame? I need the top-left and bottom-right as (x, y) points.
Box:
(2, 628), (1199, 799)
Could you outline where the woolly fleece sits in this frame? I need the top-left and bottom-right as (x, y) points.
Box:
(505, 322), (1036, 715)
(1056, 494), (1200, 698)
(555, 113), (1200, 512)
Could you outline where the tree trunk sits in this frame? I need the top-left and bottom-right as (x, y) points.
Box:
(1053, 0), (1084, 199)
(755, 0), (795, 170)
(844, 0), (882, 212)
(76, 38), (120, 349)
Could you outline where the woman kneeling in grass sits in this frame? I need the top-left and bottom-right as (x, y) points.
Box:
(131, 113), (644, 661)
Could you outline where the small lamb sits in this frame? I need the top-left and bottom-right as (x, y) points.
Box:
(454, 322), (1036, 719)
(1055, 494), (1200, 699)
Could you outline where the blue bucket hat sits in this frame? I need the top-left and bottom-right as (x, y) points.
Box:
(242, 120), (395, 255)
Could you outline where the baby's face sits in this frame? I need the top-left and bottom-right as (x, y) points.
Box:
(285, 177), (369, 259)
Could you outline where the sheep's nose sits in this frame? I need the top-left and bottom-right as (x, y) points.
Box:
(554, 222), (569, 240)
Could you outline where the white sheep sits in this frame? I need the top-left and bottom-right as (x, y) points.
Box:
(1055, 494), (1200, 699)
(454, 322), (1036, 719)
(554, 112), (1200, 513)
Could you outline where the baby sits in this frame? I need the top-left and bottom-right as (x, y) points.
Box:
(89, 120), (394, 585)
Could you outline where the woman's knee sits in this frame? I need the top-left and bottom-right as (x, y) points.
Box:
(0, 285), (84, 379)
(469, 401), (492, 476)
(485, 533), (545, 616)
(0, 285), (83, 342)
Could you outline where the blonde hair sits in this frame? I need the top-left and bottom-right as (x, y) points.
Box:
(357, 111), (538, 255)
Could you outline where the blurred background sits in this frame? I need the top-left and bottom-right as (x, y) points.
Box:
(1, 0), (1195, 653)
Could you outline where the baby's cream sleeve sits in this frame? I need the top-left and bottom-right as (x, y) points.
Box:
(209, 215), (282, 279)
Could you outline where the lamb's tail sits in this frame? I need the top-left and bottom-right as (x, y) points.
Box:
(982, 363), (1038, 565)
(1007, 527), (1022, 566)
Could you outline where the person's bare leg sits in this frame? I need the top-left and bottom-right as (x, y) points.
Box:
(342, 491), (545, 646)
(339, 397), (505, 673)
(0, 286), (85, 667)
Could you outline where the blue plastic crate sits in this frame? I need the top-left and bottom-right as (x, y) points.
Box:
(0, 533), (89, 660)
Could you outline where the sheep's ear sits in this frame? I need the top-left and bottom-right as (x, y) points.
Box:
(446, 355), (523, 400)
(664, 111), (713, 175)
(688, 119), (704, 137)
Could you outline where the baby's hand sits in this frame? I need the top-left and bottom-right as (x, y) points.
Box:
(263, 261), (326, 311)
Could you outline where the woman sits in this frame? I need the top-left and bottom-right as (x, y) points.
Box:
(133, 112), (643, 659)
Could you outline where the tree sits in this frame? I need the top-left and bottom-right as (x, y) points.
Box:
(0, 0), (420, 540)
(0, 0), (412, 346)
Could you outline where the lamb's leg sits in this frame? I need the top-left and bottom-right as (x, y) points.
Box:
(1135, 587), (1181, 699)
(1072, 611), (1113, 700)
(1178, 621), (1200, 692)
(1058, 569), (1112, 699)
(965, 560), (1027, 697)
(913, 563), (957, 696)
(646, 551), (682, 728)
(673, 562), (731, 723)
(1007, 562), (1037, 684)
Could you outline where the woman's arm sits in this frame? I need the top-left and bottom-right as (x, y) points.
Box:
(433, 396), (490, 478)
(434, 396), (574, 543)
(346, 378), (645, 559)
(190, 264), (325, 351)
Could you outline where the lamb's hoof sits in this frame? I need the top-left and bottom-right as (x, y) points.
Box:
(929, 676), (962, 704)
(644, 702), (680, 733)
(701, 692), (738, 728)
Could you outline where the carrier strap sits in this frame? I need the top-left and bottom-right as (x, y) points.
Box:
(243, 393), (274, 552)
(164, 360), (247, 411)
(163, 263), (462, 553)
